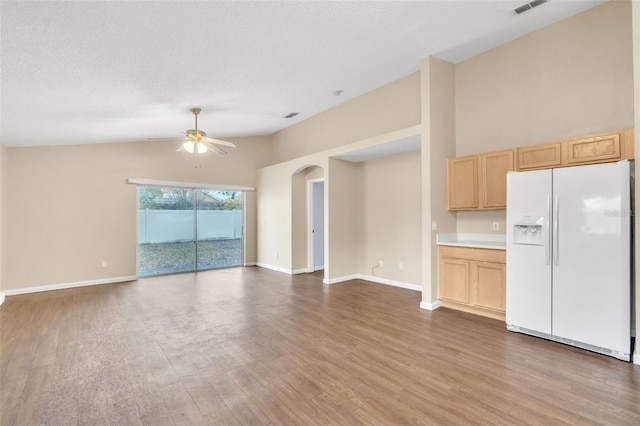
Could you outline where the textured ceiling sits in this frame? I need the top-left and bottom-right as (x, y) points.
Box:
(0, 0), (605, 147)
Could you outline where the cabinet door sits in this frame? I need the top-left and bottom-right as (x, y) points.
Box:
(480, 150), (514, 209)
(447, 156), (478, 210)
(517, 143), (562, 170)
(472, 261), (505, 312)
(566, 133), (621, 165)
(438, 257), (470, 304)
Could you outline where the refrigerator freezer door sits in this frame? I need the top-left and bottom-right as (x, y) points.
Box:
(551, 161), (631, 354)
(506, 169), (553, 334)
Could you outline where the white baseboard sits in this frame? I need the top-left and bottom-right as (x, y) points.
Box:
(420, 300), (442, 311)
(0, 291), (5, 306)
(314, 266), (324, 272)
(323, 274), (359, 285)
(322, 274), (421, 292)
(256, 262), (294, 275)
(244, 262), (257, 267)
(357, 274), (422, 292)
(2, 275), (138, 297)
(256, 263), (322, 276)
(634, 353), (640, 365)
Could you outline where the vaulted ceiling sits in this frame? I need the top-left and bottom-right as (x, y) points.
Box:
(0, 0), (605, 147)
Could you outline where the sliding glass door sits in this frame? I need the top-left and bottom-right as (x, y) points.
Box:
(196, 190), (243, 270)
(138, 187), (195, 275)
(137, 186), (243, 276)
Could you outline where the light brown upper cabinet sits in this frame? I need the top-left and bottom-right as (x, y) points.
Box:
(517, 142), (562, 170)
(480, 149), (515, 209)
(447, 129), (633, 211)
(447, 156), (478, 210)
(516, 129), (634, 171)
(448, 149), (514, 211)
(565, 132), (621, 165)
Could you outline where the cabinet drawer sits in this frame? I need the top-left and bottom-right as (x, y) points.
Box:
(439, 246), (505, 263)
(566, 133), (621, 164)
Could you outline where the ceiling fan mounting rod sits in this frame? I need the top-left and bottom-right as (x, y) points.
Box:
(190, 107), (201, 133)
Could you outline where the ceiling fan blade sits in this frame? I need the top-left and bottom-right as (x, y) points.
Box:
(205, 137), (236, 148)
(176, 144), (186, 152)
(203, 141), (227, 156)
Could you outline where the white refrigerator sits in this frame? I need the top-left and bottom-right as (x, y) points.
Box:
(506, 160), (633, 361)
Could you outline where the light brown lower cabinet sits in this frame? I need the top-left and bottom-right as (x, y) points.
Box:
(438, 246), (505, 321)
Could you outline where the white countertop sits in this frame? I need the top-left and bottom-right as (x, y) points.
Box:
(437, 233), (506, 250)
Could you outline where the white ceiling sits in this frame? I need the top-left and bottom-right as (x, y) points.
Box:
(0, 0), (605, 148)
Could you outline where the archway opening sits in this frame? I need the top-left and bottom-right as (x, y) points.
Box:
(291, 165), (325, 277)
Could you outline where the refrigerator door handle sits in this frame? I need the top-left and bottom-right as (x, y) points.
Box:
(553, 195), (559, 266)
(545, 195), (551, 265)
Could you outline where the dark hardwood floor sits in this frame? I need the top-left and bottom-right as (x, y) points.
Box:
(1, 267), (639, 425)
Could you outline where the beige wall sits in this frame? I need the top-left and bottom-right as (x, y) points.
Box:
(456, 210), (506, 234)
(256, 155), (330, 273)
(269, 72), (421, 164)
(256, 165), (293, 271)
(454, 0), (634, 233)
(244, 191), (258, 264)
(0, 144), (6, 293)
(327, 158), (359, 280)
(356, 152), (422, 285)
(4, 136), (270, 291)
(256, 69), (423, 279)
(256, 124), (421, 280)
(422, 56), (457, 303)
(291, 170), (308, 272)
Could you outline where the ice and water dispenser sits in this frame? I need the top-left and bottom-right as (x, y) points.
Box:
(512, 215), (545, 246)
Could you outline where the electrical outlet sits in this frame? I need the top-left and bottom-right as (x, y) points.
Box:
(378, 260), (383, 267)
(492, 222), (500, 231)
(431, 221), (437, 231)
(101, 260), (108, 268)
(399, 263), (404, 270)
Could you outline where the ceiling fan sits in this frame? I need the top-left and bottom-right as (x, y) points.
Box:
(150, 107), (236, 155)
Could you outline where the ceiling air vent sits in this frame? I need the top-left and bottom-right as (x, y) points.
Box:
(283, 112), (299, 118)
(514, 0), (547, 15)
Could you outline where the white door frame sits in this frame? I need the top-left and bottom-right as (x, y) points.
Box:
(307, 178), (324, 273)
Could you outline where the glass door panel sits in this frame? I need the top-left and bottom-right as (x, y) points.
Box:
(138, 186), (195, 276)
(196, 190), (243, 270)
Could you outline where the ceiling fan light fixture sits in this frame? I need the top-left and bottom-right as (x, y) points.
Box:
(183, 140), (207, 154)
(183, 140), (195, 153)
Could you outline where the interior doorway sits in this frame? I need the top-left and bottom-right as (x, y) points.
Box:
(307, 179), (324, 273)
